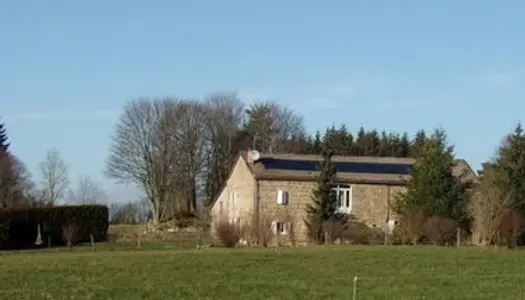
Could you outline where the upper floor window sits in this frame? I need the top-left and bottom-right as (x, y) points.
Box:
(277, 190), (289, 205)
(229, 191), (237, 205)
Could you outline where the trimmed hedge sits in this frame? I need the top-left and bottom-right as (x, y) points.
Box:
(0, 204), (109, 249)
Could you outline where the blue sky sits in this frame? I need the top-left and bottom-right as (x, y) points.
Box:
(2, 1), (525, 202)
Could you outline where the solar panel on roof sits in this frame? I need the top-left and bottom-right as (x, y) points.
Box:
(260, 158), (412, 175)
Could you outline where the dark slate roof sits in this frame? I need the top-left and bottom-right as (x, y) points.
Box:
(259, 158), (413, 175)
(246, 153), (477, 185)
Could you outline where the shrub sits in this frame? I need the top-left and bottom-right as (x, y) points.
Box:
(283, 211), (297, 247)
(214, 218), (242, 248)
(323, 213), (350, 244)
(422, 216), (457, 245)
(0, 204), (109, 249)
(343, 219), (385, 245)
(8, 220), (38, 249)
(244, 213), (273, 247)
(106, 232), (122, 244)
(40, 205), (109, 245)
(172, 211), (198, 229)
(62, 222), (80, 248)
(0, 208), (40, 248)
(392, 212), (426, 245)
(498, 208), (525, 248)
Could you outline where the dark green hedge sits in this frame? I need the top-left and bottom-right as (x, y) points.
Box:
(0, 205), (109, 249)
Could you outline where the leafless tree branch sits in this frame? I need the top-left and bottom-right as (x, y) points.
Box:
(38, 148), (69, 205)
(0, 153), (36, 208)
(67, 175), (108, 205)
(105, 98), (175, 224)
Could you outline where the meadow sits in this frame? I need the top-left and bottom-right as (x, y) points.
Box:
(1, 245), (524, 300)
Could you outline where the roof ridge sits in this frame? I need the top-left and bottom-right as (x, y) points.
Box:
(258, 153), (416, 164)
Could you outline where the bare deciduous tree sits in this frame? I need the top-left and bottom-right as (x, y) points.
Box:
(110, 202), (139, 224)
(67, 175), (108, 205)
(0, 153), (36, 208)
(245, 100), (306, 153)
(38, 149), (69, 205)
(105, 99), (175, 225)
(203, 92), (245, 206)
(163, 100), (210, 214)
(109, 199), (150, 224)
(470, 165), (511, 246)
(62, 222), (79, 248)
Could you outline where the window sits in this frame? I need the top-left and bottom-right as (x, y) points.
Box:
(229, 191), (237, 205)
(277, 190), (289, 205)
(271, 221), (288, 235)
(331, 184), (352, 213)
(231, 217), (241, 227)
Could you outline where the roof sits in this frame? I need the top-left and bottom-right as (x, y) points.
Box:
(243, 152), (477, 185)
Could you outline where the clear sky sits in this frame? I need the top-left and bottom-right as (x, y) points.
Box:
(2, 1), (525, 202)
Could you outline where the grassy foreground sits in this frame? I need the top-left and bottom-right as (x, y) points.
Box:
(1, 246), (525, 300)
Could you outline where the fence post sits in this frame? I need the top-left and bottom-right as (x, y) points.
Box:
(352, 276), (358, 300)
(90, 233), (95, 251)
(456, 227), (461, 247)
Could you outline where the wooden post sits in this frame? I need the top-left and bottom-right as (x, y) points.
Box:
(90, 233), (95, 251)
(197, 229), (202, 250)
(456, 227), (461, 247)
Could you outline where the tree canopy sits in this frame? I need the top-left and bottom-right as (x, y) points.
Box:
(395, 129), (472, 225)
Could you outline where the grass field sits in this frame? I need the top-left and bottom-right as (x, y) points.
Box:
(1, 245), (524, 300)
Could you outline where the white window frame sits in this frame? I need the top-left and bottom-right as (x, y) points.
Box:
(231, 217), (241, 227)
(277, 190), (289, 205)
(331, 184), (352, 213)
(229, 191), (237, 205)
(271, 220), (289, 235)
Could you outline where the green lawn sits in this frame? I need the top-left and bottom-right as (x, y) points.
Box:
(1, 245), (524, 300)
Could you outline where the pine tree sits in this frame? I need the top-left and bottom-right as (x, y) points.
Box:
(395, 129), (472, 224)
(312, 131), (323, 154)
(398, 133), (411, 157)
(379, 131), (391, 156)
(367, 130), (381, 156)
(411, 130), (427, 156)
(322, 125), (337, 154)
(346, 132), (354, 155)
(0, 122), (9, 152)
(355, 127), (367, 155)
(304, 150), (340, 243)
(494, 123), (525, 214)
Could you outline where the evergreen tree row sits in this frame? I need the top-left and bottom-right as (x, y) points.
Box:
(305, 125), (417, 157)
(239, 123), (427, 158)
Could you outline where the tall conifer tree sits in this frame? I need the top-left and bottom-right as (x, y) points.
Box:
(0, 122), (9, 152)
(305, 150), (344, 243)
(494, 123), (525, 215)
(395, 129), (472, 225)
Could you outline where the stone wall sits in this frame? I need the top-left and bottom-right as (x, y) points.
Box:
(258, 180), (316, 243)
(258, 180), (406, 243)
(211, 157), (255, 226)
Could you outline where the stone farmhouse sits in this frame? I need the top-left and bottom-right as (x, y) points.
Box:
(210, 150), (478, 244)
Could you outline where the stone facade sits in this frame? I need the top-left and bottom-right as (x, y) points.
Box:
(257, 179), (406, 243)
(257, 180), (315, 243)
(211, 156), (255, 226)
